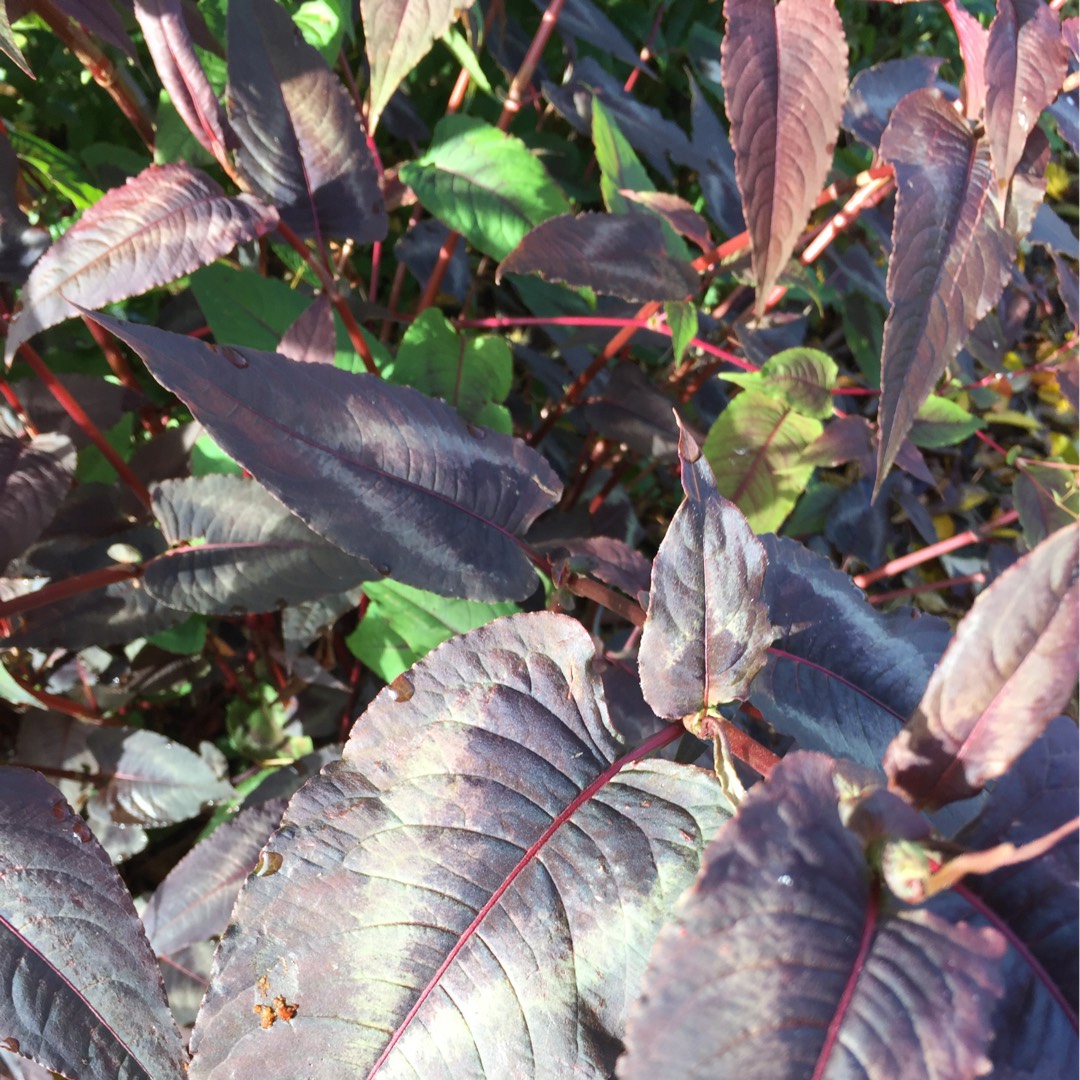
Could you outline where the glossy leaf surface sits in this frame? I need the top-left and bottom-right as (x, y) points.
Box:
(4, 164), (278, 363)
(721, 0), (848, 314)
(188, 613), (733, 1076)
(0, 767), (186, 1079)
(86, 312), (562, 601)
(885, 521), (1079, 808)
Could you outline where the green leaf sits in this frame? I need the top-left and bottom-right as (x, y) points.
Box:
(346, 579), (518, 683)
(292, 0), (348, 62)
(719, 348), (838, 419)
(399, 115), (571, 261)
(190, 265), (311, 350)
(440, 26), (492, 95)
(75, 414), (134, 484)
(147, 614), (208, 655)
(191, 432), (243, 476)
(909, 394), (984, 447)
(391, 308), (512, 433)
(8, 128), (103, 210)
(702, 391), (823, 534)
(593, 98), (653, 215)
(665, 301), (698, 364)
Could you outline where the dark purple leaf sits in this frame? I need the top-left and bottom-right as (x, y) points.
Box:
(134, 0), (230, 159)
(884, 522), (1079, 809)
(986, 0), (1069, 192)
(0, 128), (49, 283)
(618, 753), (1006, 1079)
(948, 0), (990, 119)
(720, 0), (848, 314)
(534, 535), (652, 598)
(800, 412), (874, 468)
(394, 219), (471, 303)
(751, 535), (952, 770)
(1053, 250), (1080, 333)
(4, 163), (278, 363)
(536, 0), (646, 75)
(618, 189), (713, 252)
(639, 427), (774, 718)
(188, 613), (733, 1075)
(580, 361), (681, 458)
(843, 56), (951, 149)
(0, 433), (75, 569)
(53, 0), (135, 58)
(277, 294), (335, 365)
(126, 419), (200, 489)
(85, 312), (562, 602)
(1013, 464), (1078, 549)
(282, 585), (363, 661)
(499, 212), (698, 302)
(0, 0), (31, 77)
(688, 74), (744, 238)
(13, 372), (142, 450)
(144, 475), (375, 615)
(361, 0), (473, 133)
(1033, 204), (1080, 258)
(0, 767), (187, 1078)
(229, 0), (386, 242)
(11, 712), (96, 809)
(875, 89), (1048, 492)
(144, 799), (288, 958)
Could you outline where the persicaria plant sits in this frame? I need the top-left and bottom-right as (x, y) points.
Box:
(0, 0), (1076, 1075)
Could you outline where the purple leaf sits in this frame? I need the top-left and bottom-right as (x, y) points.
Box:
(639, 427), (774, 718)
(277, 294), (335, 365)
(580, 361), (681, 458)
(52, 0), (135, 58)
(688, 74), (744, 238)
(884, 522), (1080, 809)
(0, 0), (32, 78)
(0, 433), (74, 569)
(228, 0), (385, 243)
(361, 0), (474, 133)
(536, 535), (653, 598)
(0, 767), (187, 1078)
(875, 89), (1048, 492)
(947, 0), (990, 119)
(751, 535), (952, 770)
(618, 753), (1006, 1079)
(85, 313), (562, 602)
(843, 55), (951, 149)
(4, 163), (278, 364)
(618, 189), (713, 252)
(145, 475), (374, 614)
(187, 613), (733, 1075)
(144, 799), (288, 958)
(720, 0), (848, 314)
(498, 212), (699, 302)
(536, 0), (646, 75)
(13, 371), (141, 449)
(985, 0), (1069, 192)
(134, 0), (230, 159)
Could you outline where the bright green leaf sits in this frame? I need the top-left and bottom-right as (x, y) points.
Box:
(665, 301), (698, 364)
(909, 394), (984, 448)
(292, 0), (347, 62)
(719, 348), (838, 419)
(192, 432), (243, 477)
(148, 614), (208, 655)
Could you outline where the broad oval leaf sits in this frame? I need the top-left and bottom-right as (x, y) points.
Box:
(85, 312), (562, 602)
(400, 115), (571, 262)
(720, 0), (848, 314)
(145, 475), (375, 615)
(0, 432), (75, 569)
(498, 212), (699, 303)
(188, 613), (733, 1076)
(875, 88), (1048, 492)
(361, 0), (474, 133)
(719, 346), (838, 419)
(227, 0), (385, 243)
(884, 521), (1079, 809)
(639, 427), (774, 719)
(618, 753), (1006, 1080)
(843, 56), (950, 150)
(750, 535), (952, 771)
(0, 767), (187, 1078)
(4, 164), (278, 364)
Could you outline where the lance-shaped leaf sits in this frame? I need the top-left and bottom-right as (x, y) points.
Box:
(875, 89), (1048, 493)
(84, 312), (562, 602)
(640, 427), (774, 719)
(884, 522), (1079, 809)
(985, 0), (1069, 194)
(228, 0), (386, 242)
(0, 432), (75, 569)
(4, 163), (278, 364)
(720, 0), (848, 315)
(144, 475), (375, 615)
(361, 0), (474, 133)
(499, 212), (698, 303)
(135, 0), (230, 160)
(751, 535), (952, 771)
(0, 767), (187, 1079)
(0, 0), (31, 78)
(188, 613), (733, 1076)
(618, 752), (1006, 1079)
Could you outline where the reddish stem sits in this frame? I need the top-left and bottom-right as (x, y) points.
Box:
(565, 573), (644, 628)
(0, 564), (142, 619)
(867, 571), (987, 605)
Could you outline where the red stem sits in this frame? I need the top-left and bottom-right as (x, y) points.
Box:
(0, 564), (142, 619)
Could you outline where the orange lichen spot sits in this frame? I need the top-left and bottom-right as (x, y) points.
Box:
(254, 1004), (275, 1029)
(273, 995), (299, 1022)
(257, 974), (271, 997)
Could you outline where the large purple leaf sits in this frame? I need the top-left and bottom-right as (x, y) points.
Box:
(985, 0), (1069, 193)
(0, 433), (74, 569)
(751, 535), (952, 770)
(188, 613), (733, 1075)
(580, 361), (680, 458)
(875, 88), (1048, 492)
(85, 312), (562, 602)
(361, 0), (474, 133)
(842, 56), (951, 150)
(3, 164), (278, 364)
(618, 753), (1006, 1079)
(0, 767), (187, 1078)
(884, 522), (1079, 810)
(498, 212), (699, 303)
(639, 427), (774, 719)
(229, 0), (386, 242)
(144, 475), (375, 615)
(134, 0), (230, 159)
(720, 0), (848, 314)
